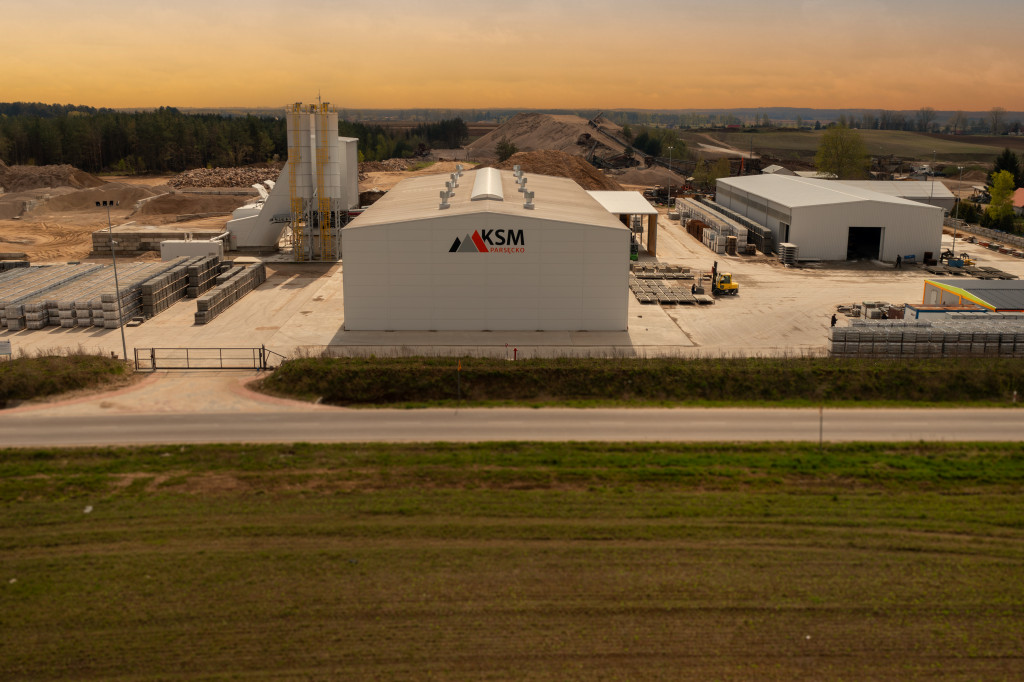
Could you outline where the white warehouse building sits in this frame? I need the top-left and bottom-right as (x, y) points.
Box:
(715, 175), (943, 261)
(342, 167), (629, 331)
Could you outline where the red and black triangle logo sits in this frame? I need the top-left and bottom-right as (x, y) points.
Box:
(448, 231), (488, 253)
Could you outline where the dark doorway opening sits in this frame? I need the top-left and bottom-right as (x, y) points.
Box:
(847, 226), (882, 260)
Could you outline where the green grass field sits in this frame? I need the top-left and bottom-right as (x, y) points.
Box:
(683, 129), (1003, 163)
(2, 442), (1023, 680)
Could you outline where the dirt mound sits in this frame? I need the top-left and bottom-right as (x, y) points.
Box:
(613, 165), (688, 187)
(32, 184), (161, 213)
(168, 167), (281, 189)
(962, 170), (989, 183)
(0, 164), (105, 192)
(467, 113), (628, 161)
(483, 150), (623, 191)
(134, 192), (249, 216)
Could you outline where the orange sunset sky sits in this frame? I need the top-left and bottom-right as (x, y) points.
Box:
(4, 0), (1022, 111)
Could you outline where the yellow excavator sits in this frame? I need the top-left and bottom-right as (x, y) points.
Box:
(711, 261), (739, 296)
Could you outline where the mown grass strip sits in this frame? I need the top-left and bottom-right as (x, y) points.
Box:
(2, 442), (1023, 502)
(257, 356), (1024, 407)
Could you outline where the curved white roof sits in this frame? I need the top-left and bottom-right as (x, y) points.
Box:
(471, 167), (503, 201)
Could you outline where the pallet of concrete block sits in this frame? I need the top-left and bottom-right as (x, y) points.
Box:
(0, 260), (30, 272)
(95, 260), (197, 328)
(0, 264), (105, 330)
(778, 243), (799, 266)
(194, 263), (266, 325)
(186, 256), (221, 298)
(140, 257), (204, 317)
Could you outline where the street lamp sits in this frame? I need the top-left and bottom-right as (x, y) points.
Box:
(953, 165), (964, 257)
(667, 145), (674, 208)
(928, 150), (936, 205)
(97, 200), (128, 363)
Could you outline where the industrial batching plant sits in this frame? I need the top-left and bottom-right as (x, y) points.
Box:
(226, 102), (358, 261)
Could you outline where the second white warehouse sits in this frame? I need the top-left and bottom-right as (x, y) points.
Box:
(342, 167), (629, 331)
(715, 175), (943, 261)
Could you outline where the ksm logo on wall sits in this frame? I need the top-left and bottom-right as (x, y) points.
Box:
(449, 229), (525, 254)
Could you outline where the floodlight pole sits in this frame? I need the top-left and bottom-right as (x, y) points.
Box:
(104, 201), (128, 362)
(953, 165), (964, 258)
(667, 146), (673, 208)
(928, 150), (936, 205)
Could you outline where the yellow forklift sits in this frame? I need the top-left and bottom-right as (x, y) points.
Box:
(711, 261), (739, 296)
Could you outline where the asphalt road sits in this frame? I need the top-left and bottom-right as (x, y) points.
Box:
(1, 407), (1022, 446)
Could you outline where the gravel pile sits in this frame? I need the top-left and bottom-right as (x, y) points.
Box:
(168, 167), (282, 189)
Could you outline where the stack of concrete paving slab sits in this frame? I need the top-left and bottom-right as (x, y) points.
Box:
(140, 255), (219, 317)
(778, 243), (799, 266)
(830, 320), (1024, 358)
(0, 260), (205, 330)
(1, 264), (103, 330)
(186, 257), (220, 298)
(194, 263), (266, 325)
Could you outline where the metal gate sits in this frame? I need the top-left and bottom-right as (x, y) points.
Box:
(134, 347), (285, 371)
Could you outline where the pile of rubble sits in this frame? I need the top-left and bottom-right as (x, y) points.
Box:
(358, 159), (416, 173)
(168, 167), (282, 189)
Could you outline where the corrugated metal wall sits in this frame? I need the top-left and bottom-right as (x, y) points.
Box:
(343, 215), (629, 331)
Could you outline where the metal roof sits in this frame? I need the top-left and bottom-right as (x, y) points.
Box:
(586, 191), (658, 216)
(928, 279), (1024, 311)
(836, 180), (954, 203)
(347, 169), (626, 231)
(719, 174), (943, 211)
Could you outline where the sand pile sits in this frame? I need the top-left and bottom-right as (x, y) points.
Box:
(134, 192), (249, 216)
(483, 150), (623, 191)
(467, 113), (629, 160)
(0, 164), (105, 192)
(612, 166), (688, 187)
(169, 166), (281, 189)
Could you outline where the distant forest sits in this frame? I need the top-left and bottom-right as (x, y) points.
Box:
(2, 101), (1021, 173)
(0, 103), (469, 173)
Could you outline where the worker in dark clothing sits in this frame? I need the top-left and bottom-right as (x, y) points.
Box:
(895, 254), (902, 269)
(830, 314), (838, 327)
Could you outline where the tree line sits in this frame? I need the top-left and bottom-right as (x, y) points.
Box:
(0, 102), (469, 173)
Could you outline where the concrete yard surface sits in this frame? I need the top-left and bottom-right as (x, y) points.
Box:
(3, 215), (1023, 360)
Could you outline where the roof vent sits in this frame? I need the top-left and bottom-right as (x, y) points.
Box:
(439, 189), (451, 210)
(518, 177), (528, 193)
(523, 190), (535, 209)
(471, 167), (504, 201)
(456, 164), (464, 177)
(450, 172), (459, 188)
